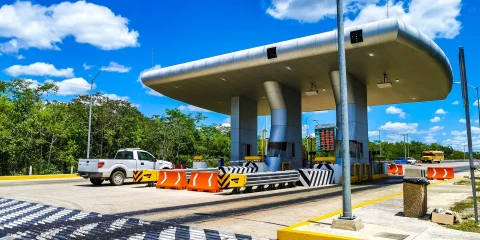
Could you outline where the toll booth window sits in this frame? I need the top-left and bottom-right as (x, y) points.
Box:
(349, 141), (358, 158)
(292, 143), (295, 158)
(358, 142), (364, 158)
(267, 142), (287, 157)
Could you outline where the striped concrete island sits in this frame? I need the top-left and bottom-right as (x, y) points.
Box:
(0, 198), (267, 240)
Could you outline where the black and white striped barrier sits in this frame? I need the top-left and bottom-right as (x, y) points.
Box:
(314, 163), (341, 184)
(298, 169), (334, 187)
(219, 166), (258, 174)
(0, 198), (267, 240)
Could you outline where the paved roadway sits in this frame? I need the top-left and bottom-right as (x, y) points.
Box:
(0, 162), (471, 239)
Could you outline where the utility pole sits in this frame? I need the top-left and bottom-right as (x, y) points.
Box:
(403, 134), (407, 159)
(378, 129), (381, 156)
(463, 144), (466, 161)
(459, 46), (478, 223)
(87, 69), (105, 159)
(336, 0), (354, 221)
(151, 49), (155, 68)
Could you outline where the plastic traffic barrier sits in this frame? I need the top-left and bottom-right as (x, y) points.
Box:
(217, 173), (246, 189)
(388, 164), (403, 175)
(426, 167), (454, 180)
(187, 171), (222, 193)
(133, 170), (159, 183)
(156, 170), (188, 190)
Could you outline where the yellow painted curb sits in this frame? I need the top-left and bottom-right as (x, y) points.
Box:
(278, 173), (469, 240)
(0, 174), (79, 180)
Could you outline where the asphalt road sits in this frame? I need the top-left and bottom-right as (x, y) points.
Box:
(0, 161), (472, 239)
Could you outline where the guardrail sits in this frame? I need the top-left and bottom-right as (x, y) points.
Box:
(234, 171), (299, 194)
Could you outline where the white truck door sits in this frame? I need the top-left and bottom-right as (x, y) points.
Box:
(137, 151), (155, 170)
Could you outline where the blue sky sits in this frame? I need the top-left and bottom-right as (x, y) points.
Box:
(0, 0), (479, 150)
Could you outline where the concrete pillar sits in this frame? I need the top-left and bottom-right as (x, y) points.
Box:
(330, 71), (369, 170)
(264, 81), (302, 170)
(230, 96), (257, 166)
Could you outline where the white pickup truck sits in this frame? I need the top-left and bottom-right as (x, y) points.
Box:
(78, 148), (172, 186)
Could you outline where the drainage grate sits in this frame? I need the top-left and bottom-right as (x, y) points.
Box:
(374, 232), (410, 240)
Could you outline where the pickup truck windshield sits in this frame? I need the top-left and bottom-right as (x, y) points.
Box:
(115, 151), (134, 159)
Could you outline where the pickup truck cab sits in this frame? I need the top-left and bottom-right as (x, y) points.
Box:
(78, 148), (172, 186)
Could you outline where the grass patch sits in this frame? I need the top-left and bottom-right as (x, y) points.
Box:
(451, 197), (480, 213)
(448, 220), (480, 233)
(454, 180), (480, 191)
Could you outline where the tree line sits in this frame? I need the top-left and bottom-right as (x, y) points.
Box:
(0, 79), (230, 175)
(0, 79), (474, 176)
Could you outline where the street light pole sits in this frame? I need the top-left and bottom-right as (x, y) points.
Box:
(454, 82), (480, 129)
(336, 0), (354, 220)
(86, 69), (105, 159)
(459, 46), (478, 223)
(305, 113), (314, 167)
(378, 129), (382, 157)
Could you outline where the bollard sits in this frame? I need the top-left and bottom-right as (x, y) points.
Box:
(29, 166), (32, 175)
(71, 166), (74, 174)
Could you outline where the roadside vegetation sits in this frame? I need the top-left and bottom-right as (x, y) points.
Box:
(448, 196), (480, 233)
(0, 79), (475, 176)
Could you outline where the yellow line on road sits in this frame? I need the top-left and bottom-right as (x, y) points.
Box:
(0, 174), (79, 180)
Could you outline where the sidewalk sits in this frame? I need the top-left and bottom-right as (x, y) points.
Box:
(279, 172), (480, 240)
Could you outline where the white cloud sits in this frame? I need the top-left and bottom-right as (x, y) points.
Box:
(83, 63), (92, 70)
(367, 106), (371, 112)
(368, 130), (379, 137)
(138, 65), (163, 96)
(425, 134), (436, 143)
(435, 108), (447, 114)
(266, 0), (462, 39)
(102, 93), (129, 101)
(451, 126), (480, 136)
(4, 62), (74, 78)
(429, 126), (444, 132)
(16, 54), (24, 60)
(474, 100), (480, 106)
(314, 110), (329, 114)
(345, 0), (462, 39)
(386, 106), (406, 118)
(459, 118), (467, 123)
(102, 61), (131, 73)
(146, 89), (164, 97)
(442, 132), (446, 136)
(47, 78), (93, 96)
(222, 117), (231, 128)
(452, 100), (460, 105)
(0, 1), (139, 54)
(430, 116), (441, 123)
(379, 121), (418, 134)
(266, 0), (350, 23)
(178, 105), (210, 112)
(302, 124), (308, 137)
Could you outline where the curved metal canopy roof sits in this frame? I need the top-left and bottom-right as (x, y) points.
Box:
(142, 18), (453, 115)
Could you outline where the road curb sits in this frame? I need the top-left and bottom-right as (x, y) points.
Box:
(0, 174), (79, 181)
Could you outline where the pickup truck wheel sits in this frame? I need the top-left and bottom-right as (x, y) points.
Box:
(110, 171), (125, 186)
(90, 178), (104, 185)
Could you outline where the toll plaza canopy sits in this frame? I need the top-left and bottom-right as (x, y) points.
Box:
(141, 18), (453, 116)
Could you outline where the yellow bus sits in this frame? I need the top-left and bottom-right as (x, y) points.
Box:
(420, 151), (444, 163)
